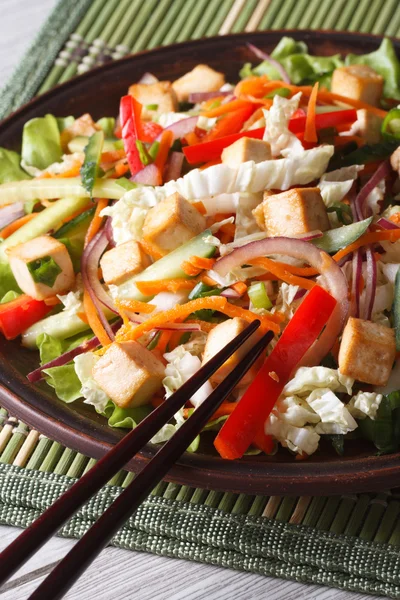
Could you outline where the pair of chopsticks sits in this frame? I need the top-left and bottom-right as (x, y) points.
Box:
(0, 320), (272, 600)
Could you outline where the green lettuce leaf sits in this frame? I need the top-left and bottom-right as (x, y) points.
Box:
(103, 401), (152, 429)
(0, 263), (21, 298)
(22, 114), (63, 170)
(42, 364), (82, 403)
(0, 290), (20, 304)
(345, 38), (400, 100)
(0, 148), (31, 183)
(96, 117), (115, 137)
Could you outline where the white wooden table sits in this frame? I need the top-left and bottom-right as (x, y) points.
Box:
(0, 2), (375, 598)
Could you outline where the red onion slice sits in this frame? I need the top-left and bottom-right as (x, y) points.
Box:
(157, 116), (198, 141)
(81, 230), (117, 341)
(376, 217), (400, 230)
(213, 236), (349, 366)
(138, 72), (159, 84)
(220, 288), (241, 298)
(291, 230), (323, 242)
(27, 320), (122, 383)
(350, 249), (362, 317)
(164, 152), (184, 182)
(247, 43), (291, 84)
(131, 163), (160, 186)
(354, 159), (391, 221)
(188, 91), (230, 103)
(0, 202), (25, 230)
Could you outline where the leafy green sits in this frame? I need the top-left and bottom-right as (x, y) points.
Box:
(42, 364), (82, 403)
(58, 237), (84, 273)
(323, 434), (344, 456)
(241, 36), (343, 86)
(37, 332), (64, 364)
(328, 140), (400, 170)
(0, 148), (31, 183)
(136, 140), (151, 165)
(96, 117), (115, 137)
(345, 38), (400, 100)
(0, 263), (21, 298)
(56, 116), (74, 132)
(21, 114), (63, 170)
(382, 109), (400, 141)
(0, 290), (20, 304)
(27, 255), (62, 287)
(80, 130), (104, 197)
(358, 392), (400, 454)
(327, 203), (353, 225)
(103, 401), (152, 429)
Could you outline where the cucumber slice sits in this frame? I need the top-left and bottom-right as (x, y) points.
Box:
(22, 312), (89, 349)
(313, 217), (373, 254)
(0, 196), (90, 262)
(81, 131), (104, 197)
(0, 177), (124, 207)
(68, 136), (119, 154)
(117, 230), (216, 300)
(55, 207), (95, 242)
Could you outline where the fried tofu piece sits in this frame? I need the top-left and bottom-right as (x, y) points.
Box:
(142, 192), (206, 255)
(331, 65), (383, 107)
(391, 147), (400, 176)
(253, 187), (330, 236)
(7, 236), (74, 300)
(128, 81), (178, 121)
(92, 341), (165, 408)
(221, 137), (271, 168)
(66, 113), (100, 138)
(355, 109), (383, 144)
(338, 317), (396, 386)
(172, 64), (225, 103)
(100, 241), (149, 286)
(202, 317), (263, 386)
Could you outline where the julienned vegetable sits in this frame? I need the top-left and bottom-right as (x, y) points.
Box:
(0, 35), (399, 461)
(214, 285), (337, 459)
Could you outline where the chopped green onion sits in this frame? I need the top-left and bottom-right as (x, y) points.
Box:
(148, 141), (160, 160)
(326, 203), (353, 225)
(145, 104), (159, 111)
(382, 109), (400, 141)
(248, 281), (272, 310)
(188, 281), (221, 300)
(27, 256), (62, 287)
(136, 140), (151, 165)
(147, 330), (161, 350)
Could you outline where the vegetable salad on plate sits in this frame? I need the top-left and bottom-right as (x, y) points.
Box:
(1, 36), (400, 460)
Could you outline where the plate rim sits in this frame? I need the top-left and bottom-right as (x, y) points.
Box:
(1, 28), (399, 496)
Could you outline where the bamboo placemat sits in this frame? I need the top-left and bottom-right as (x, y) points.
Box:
(2, 0), (400, 596)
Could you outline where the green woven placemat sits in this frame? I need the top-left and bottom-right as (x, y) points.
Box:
(2, 0), (400, 596)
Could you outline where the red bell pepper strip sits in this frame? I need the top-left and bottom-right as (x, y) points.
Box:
(141, 121), (164, 143)
(119, 95), (144, 176)
(214, 285), (337, 460)
(0, 295), (53, 340)
(183, 108), (358, 164)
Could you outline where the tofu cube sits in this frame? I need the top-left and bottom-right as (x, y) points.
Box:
(338, 317), (396, 386)
(66, 113), (100, 138)
(129, 81), (178, 121)
(253, 188), (330, 236)
(331, 65), (383, 107)
(202, 317), (263, 386)
(356, 109), (383, 144)
(221, 137), (271, 168)
(100, 241), (149, 286)
(142, 192), (206, 255)
(391, 147), (400, 176)
(7, 236), (74, 300)
(172, 65), (225, 103)
(92, 341), (165, 408)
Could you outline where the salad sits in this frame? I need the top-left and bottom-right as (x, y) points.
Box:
(1, 36), (400, 460)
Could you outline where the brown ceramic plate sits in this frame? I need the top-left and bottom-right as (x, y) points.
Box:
(0, 30), (399, 496)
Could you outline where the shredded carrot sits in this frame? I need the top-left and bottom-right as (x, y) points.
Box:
(234, 77), (283, 99)
(114, 161), (130, 177)
(0, 213), (38, 238)
(116, 296), (228, 342)
(77, 311), (89, 324)
(334, 229), (400, 262)
(219, 222), (235, 237)
(249, 257), (316, 290)
(83, 290), (112, 346)
(304, 82), (319, 143)
(139, 239), (164, 260)
(134, 278), (196, 295)
(192, 201), (207, 215)
(62, 202), (92, 224)
(219, 302), (281, 332)
(231, 281), (247, 296)
(306, 88), (388, 119)
(184, 131), (201, 146)
(115, 298), (156, 314)
(201, 96), (226, 110)
(154, 130), (174, 184)
(201, 274), (218, 286)
(206, 213), (234, 228)
(84, 198), (109, 246)
(189, 256), (216, 270)
(389, 212), (400, 225)
(181, 261), (201, 276)
(100, 149), (126, 163)
(219, 231), (233, 244)
(202, 98), (255, 118)
(156, 330), (173, 354)
(43, 296), (61, 307)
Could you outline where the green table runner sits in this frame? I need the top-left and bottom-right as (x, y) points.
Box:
(1, 0), (400, 597)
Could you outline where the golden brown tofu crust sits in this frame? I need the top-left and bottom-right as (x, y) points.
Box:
(221, 137), (271, 167)
(100, 240), (150, 286)
(172, 64), (225, 103)
(338, 317), (396, 387)
(129, 81), (178, 121)
(255, 187), (330, 236)
(331, 65), (383, 107)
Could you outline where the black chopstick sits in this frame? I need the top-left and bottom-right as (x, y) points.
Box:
(28, 326), (273, 600)
(0, 319), (266, 586)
